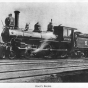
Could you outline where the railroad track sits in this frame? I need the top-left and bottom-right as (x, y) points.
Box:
(0, 58), (88, 82)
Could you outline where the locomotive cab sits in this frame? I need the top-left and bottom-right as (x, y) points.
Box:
(54, 26), (76, 49)
(54, 26), (76, 42)
(50, 26), (77, 58)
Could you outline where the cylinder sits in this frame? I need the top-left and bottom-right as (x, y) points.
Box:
(14, 11), (20, 29)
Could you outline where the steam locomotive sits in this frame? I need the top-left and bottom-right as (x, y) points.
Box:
(1, 10), (88, 59)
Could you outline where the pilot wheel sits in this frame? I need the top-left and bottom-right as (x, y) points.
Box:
(60, 51), (68, 59)
(9, 50), (16, 59)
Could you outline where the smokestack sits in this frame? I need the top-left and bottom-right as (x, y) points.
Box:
(14, 11), (20, 29)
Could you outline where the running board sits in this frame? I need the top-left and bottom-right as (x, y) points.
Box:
(18, 47), (67, 51)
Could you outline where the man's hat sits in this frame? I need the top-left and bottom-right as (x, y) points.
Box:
(8, 13), (12, 16)
(26, 23), (29, 26)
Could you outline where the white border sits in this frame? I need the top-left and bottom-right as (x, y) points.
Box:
(0, 1), (88, 88)
(0, 0), (88, 2)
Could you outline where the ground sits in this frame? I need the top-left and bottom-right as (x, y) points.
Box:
(0, 58), (88, 82)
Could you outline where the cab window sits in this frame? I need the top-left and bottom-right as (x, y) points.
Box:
(63, 29), (71, 37)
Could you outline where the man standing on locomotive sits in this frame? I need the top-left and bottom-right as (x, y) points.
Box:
(33, 22), (41, 32)
(24, 23), (30, 31)
(5, 13), (15, 27)
(47, 19), (53, 32)
(5, 14), (10, 27)
(1, 14), (14, 43)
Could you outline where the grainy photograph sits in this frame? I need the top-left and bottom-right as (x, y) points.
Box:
(0, 1), (88, 84)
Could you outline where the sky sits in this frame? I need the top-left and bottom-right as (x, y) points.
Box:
(0, 1), (88, 34)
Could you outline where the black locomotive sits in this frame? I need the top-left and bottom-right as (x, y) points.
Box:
(1, 10), (88, 59)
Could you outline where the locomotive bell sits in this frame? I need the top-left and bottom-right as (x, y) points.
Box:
(14, 11), (20, 29)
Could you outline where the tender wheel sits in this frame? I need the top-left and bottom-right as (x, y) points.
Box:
(70, 50), (85, 59)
